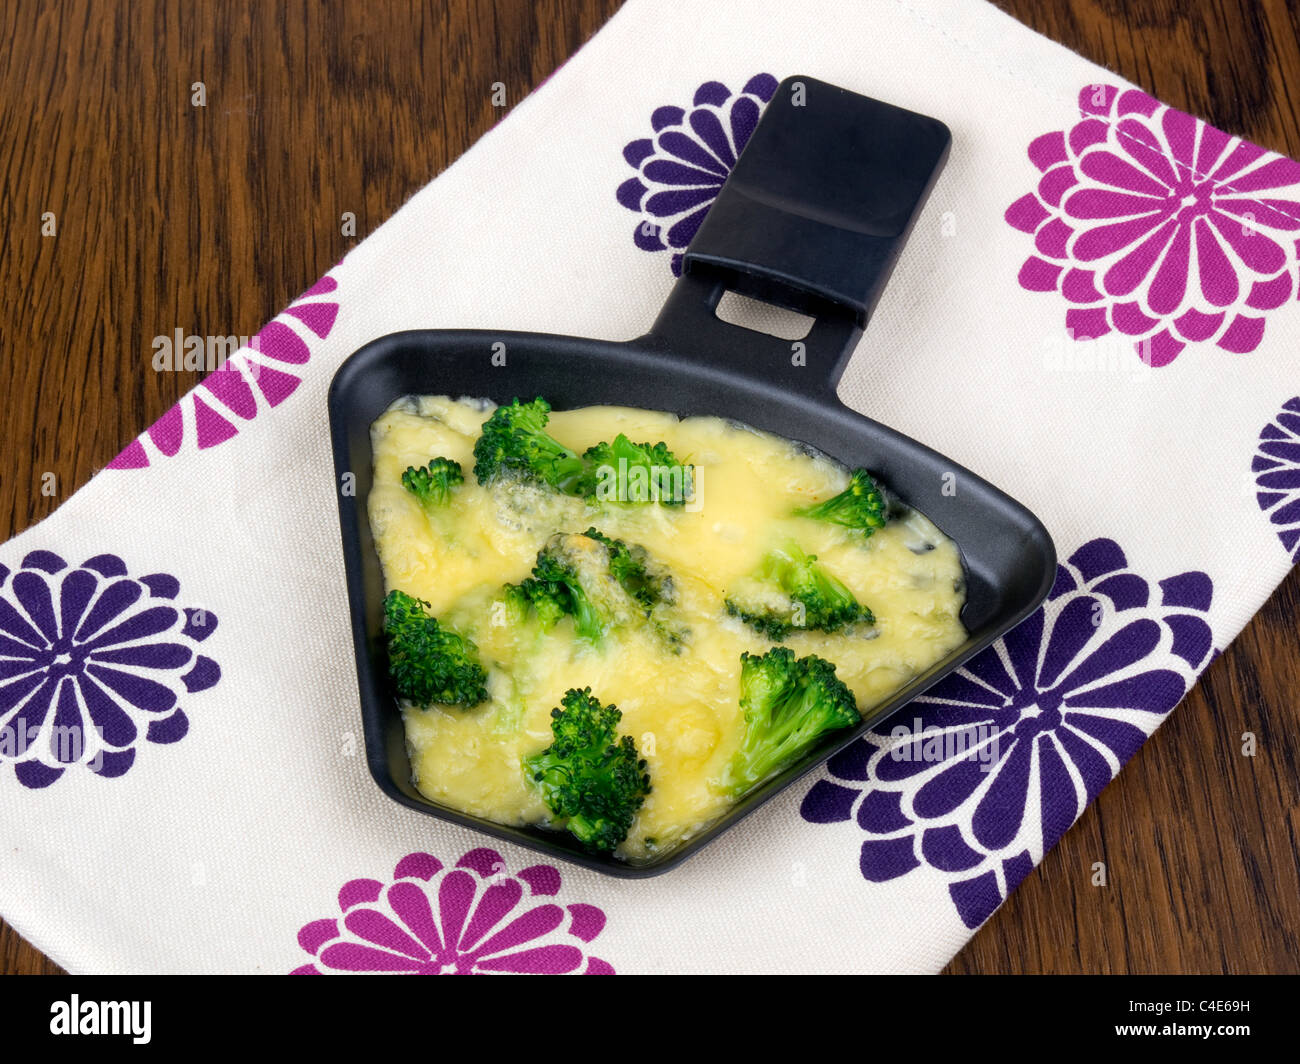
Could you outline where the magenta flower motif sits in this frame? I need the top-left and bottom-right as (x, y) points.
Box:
(0, 550), (219, 787)
(292, 848), (615, 975)
(1006, 84), (1300, 366)
(107, 267), (343, 469)
(618, 74), (778, 275)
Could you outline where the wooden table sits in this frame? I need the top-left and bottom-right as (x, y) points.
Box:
(2, 0), (1297, 975)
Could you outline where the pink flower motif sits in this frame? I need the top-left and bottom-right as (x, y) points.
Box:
(291, 848), (615, 975)
(1006, 84), (1300, 366)
(106, 269), (343, 469)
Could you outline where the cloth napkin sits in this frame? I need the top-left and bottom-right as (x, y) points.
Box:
(4, 0), (1299, 975)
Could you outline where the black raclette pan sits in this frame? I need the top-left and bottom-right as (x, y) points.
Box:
(329, 76), (1057, 877)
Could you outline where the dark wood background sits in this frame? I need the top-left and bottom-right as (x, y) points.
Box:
(1, 0), (1297, 975)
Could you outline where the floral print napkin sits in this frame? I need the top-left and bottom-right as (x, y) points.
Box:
(3, 0), (1298, 973)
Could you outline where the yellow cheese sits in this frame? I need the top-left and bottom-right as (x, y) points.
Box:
(368, 396), (967, 860)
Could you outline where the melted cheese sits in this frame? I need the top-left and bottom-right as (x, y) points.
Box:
(368, 396), (967, 860)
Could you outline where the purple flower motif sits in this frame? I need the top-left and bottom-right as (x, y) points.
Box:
(801, 538), (1213, 929)
(0, 550), (219, 787)
(618, 74), (778, 275)
(292, 848), (615, 975)
(1006, 84), (1300, 366)
(1253, 396), (1300, 561)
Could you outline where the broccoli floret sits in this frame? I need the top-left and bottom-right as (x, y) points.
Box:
(497, 582), (535, 626)
(581, 527), (671, 613)
(514, 567), (572, 631)
(725, 599), (794, 641)
(581, 527), (686, 649)
(506, 529), (684, 650)
(795, 469), (888, 537)
(383, 590), (488, 707)
(507, 532), (639, 643)
(524, 545), (611, 640)
(401, 457), (464, 508)
(472, 397), (694, 506)
(719, 647), (860, 797)
(523, 687), (651, 852)
(472, 397), (589, 493)
(583, 433), (693, 505)
(725, 543), (873, 639)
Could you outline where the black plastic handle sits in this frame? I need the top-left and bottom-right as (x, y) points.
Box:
(642, 75), (951, 399)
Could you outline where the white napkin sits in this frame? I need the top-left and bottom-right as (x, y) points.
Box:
(4, 0), (1298, 974)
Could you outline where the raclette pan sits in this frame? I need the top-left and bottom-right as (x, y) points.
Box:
(329, 75), (1057, 877)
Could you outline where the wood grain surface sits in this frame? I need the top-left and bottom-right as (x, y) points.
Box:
(0, 0), (1296, 975)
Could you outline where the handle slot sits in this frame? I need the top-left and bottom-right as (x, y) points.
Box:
(643, 75), (950, 400)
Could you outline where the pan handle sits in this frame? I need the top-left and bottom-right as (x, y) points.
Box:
(641, 76), (950, 401)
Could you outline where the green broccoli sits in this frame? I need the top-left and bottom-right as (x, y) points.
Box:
(725, 542), (873, 639)
(383, 589), (488, 707)
(719, 647), (860, 797)
(523, 687), (651, 852)
(795, 469), (888, 537)
(496, 581), (535, 627)
(471, 396), (693, 506)
(472, 397), (589, 493)
(506, 529), (683, 650)
(580, 527), (671, 614)
(401, 457), (464, 508)
(507, 532), (639, 643)
(583, 433), (693, 505)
